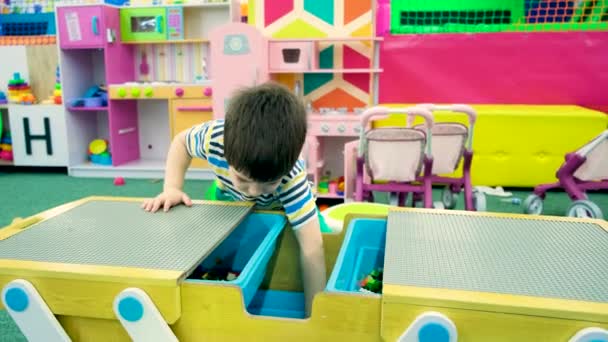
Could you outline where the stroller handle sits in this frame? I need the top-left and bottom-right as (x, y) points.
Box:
(358, 106), (434, 158)
(416, 103), (477, 151)
(417, 103), (477, 124)
(360, 106), (435, 130)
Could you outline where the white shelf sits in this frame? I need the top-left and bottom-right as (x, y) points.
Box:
(122, 39), (209, 45)
(269, 37), (383, 42)
(121, 2), (230, 8)
(57, 1), (229, 8)
(68, 159), (215, 179)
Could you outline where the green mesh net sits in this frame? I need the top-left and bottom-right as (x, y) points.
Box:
(391, 0), (608, 34)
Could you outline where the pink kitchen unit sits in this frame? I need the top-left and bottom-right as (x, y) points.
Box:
(306, 114), (363, 199)
(209, 22), (270, 119)
(56, 4), (139, 173)
(56, 5), (114, 49)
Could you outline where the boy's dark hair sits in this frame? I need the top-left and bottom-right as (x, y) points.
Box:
(224, 82), (307, 182)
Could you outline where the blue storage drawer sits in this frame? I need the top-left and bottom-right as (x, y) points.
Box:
(247, 290), (305, 319)
(326, 218), (387, 294)
(186, 213), (286, 307)
(0, 13), (56, 36)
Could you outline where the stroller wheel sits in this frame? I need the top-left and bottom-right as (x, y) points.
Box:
(523, 194), (544, 215)
(389, 192), (399, 206)
(567, 200), (604, 220)
(473, 190), (486, 212)
(441, 185), (457, 209)
(433, 201), (445, 210)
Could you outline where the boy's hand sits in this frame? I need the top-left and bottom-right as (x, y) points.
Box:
(141, 187), (193, 213)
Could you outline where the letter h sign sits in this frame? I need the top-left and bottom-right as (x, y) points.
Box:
(9, 106), (68, 166)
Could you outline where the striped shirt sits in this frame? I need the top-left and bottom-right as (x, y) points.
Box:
(186, 119), (317, 230)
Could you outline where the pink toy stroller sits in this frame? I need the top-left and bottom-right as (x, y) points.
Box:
(524, 130), (608, 219)
(354, 106), (436, 208)
(412, 104), (485, 211)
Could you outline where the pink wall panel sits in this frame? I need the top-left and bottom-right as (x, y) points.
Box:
(379, 32), (608, 110)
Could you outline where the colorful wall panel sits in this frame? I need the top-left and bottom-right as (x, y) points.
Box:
(249, 0), (376, 110)
(379, 32), (608, 111)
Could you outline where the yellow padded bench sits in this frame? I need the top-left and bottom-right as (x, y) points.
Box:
(374, 105), (608, 187)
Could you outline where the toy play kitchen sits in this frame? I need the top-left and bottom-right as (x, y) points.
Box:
(120, 6), (184, 42)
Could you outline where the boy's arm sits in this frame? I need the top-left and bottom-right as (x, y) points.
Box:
(294, 215), (327, 317)
(142, 130), (194, 212)
(163, 130), (192, 192)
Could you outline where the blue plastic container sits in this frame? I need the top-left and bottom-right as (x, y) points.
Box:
(326, 218), (387, 294)
(90, 154), (112, 165)
(0, 13), (56, 36)
(104, 0), (129, 5)
(247, 290), (305, 319)
(187, 213), (286, 307)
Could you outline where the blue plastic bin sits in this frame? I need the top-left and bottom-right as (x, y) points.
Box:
(326, 218), (387, 294)
(0, 13), (56, 36)
(247, 290), (305, 319)
(187, 213), (286, 307)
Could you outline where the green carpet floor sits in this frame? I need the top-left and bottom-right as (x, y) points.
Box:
(0, 169), (606, 339)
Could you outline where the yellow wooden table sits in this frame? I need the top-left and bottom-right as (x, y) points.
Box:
(1, 197), (606, 341)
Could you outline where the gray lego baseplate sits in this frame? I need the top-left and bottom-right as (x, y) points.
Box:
(0, 200), (252, 275)
(384, 211), (608, 303)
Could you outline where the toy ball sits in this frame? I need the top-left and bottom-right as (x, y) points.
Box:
(89, 139), (108, 155)
(113, 177), (126, 186)
(0, 150), (13, 161)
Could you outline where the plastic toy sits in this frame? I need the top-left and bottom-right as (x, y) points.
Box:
(320, 202), (391, 233)
(18, 93), (35, 104)
(88, 139), (112, 165)
(0, 91), (7, 104)
(355, 106), (437, 208)
(7, 72), (34, 104)
(113, 177), (125, 186)
(0, 11), (56, 35)
(191, 258), (241, 281)
(524, 130), (608, 219)
(0, 135), (13, 161)
(53, 66), (62, 105)
(359, 268), (383, 294)
(0, 134), (12, 161)
(414, 104), (485, 211)
(70, 85), (107, 108)
(318, 204), (329, 212)
(40, 68), (63, 105)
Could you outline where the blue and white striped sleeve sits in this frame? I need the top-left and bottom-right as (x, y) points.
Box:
(278, 161), (318, 230)
(185, 121), (213, 160)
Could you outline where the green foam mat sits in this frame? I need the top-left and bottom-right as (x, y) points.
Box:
(0, 200), (252, 274)
(384, 211), (608, 303)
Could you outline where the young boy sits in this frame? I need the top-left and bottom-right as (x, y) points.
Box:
(142, 82), (326, 316)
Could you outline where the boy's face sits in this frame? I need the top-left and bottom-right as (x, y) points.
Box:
(229, 167), (282, 197)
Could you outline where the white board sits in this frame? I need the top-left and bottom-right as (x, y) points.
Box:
(9, 105), (69, 167)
